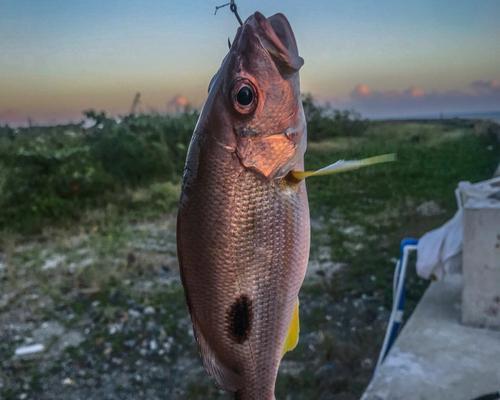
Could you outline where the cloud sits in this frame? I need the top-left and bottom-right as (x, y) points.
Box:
(352, 83), (372, 98)
(351, 84), (426, 103)
(344, 79), (500, 117)
(470, 79), (500, 94)
(167, 95), (190, 114)
(405, 86), (425, 98)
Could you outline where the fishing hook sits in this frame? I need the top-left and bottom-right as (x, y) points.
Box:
(214, 0), (243, 26)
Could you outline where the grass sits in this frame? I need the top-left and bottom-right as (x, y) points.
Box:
(306, 121), (498, 305)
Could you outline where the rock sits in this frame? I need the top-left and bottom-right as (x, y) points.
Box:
(108, 323), (122, 335)
(15, 343), (45, 357)
(41, 254), (66, 271)
(62, 377), (74, 386)
(416, 200), (443, 217)
(144, 306), (155, 315)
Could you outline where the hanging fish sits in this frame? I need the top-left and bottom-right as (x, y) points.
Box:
(177, 11), (394, 399)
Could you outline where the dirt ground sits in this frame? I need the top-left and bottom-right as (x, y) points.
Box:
(0, 213), (401, 400)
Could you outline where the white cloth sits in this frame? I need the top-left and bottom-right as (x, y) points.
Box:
(416, 210), (463, 280)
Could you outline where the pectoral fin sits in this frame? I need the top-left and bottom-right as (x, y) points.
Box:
(237, 134), (297, 179)
(290, 153), (396, 181)
(282, 299), (300, 357)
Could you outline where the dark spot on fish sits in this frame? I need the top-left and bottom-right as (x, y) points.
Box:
(227, 295), (252, 343)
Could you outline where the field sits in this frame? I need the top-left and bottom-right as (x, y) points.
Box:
(0, 104), (499, 399)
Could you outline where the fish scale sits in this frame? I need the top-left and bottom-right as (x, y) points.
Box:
(179, 148), (309, 397)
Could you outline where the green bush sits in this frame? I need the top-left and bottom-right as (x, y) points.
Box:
(0, 131), (113, 232)
(128, 181), (180, 215)
(0, 110), (198, 233)
(302, 93), (368, 140)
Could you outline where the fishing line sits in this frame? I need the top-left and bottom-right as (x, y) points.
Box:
(214, 0), (244, 26)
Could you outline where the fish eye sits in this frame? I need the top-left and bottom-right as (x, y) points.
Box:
(232, 80), (258, 114)
(236, 86), (254, 106)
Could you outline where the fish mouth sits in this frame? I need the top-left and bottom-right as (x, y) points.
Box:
(243, 12), (304, 74)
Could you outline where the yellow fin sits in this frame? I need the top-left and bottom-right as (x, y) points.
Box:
(282, 299), (300, 357)
(291, 153), (396, 181)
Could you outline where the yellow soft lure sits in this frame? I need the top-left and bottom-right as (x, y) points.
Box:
(291, 153), (396, 181)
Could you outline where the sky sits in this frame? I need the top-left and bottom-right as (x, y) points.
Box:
(1, 0), (500, 125)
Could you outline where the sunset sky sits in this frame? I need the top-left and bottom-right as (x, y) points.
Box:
(1, 0), (500, 125)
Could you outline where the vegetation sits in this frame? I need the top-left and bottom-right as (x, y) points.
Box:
(0, 111), (196, 234)
(0, 97), (499, 399)
(302, 94), (368, 141)
(0, 96), (375, 235)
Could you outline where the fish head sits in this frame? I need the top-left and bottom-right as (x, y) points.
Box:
(202, 12), (307, 180)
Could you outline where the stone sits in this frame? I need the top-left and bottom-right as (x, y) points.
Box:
(416, 200), (443, 217)
(15, 344), (45, 357)
(41, 254), (66, 270)
(144, 306), (155, 315)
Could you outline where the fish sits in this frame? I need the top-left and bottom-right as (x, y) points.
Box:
(177, 11), (309, 399)
(177, 11), (396, 399)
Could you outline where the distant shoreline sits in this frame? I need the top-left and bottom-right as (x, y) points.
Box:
(369, 110), (500, 124)
(1, 110), (500, 129)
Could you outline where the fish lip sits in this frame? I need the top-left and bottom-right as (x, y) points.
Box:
(242, 11), (304, 73)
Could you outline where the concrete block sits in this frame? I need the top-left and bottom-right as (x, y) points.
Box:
(362, 277), (500, 400)
(462, 205), (500, 329)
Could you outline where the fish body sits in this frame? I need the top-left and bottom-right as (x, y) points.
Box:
(177, 12), (309, 399)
